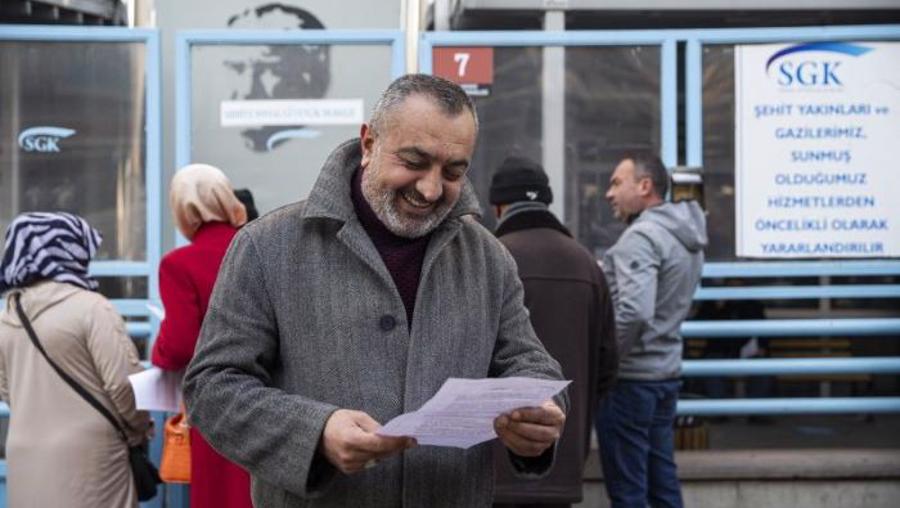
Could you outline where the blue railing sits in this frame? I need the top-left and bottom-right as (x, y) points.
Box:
(677, 24), (900, 416)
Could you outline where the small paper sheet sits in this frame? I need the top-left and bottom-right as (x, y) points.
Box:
(377, 377), (570, 449)
(128, 367), (183, 412)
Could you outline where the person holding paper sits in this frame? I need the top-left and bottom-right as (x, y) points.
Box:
(597, 153), (706, 508)
(184, 74), (567, 508)
(151, 164), (252, 508)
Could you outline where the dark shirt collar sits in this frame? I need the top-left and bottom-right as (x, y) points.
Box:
(494, 208), (572, 238)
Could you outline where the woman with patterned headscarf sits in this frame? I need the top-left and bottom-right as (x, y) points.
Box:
(0, 211), (151, 508)
(151, 163), (252, 508)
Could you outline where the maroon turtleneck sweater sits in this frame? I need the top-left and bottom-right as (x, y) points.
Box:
(351, 167), (431, 327)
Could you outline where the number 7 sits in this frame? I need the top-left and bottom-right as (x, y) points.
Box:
(453, 53), (470, 77)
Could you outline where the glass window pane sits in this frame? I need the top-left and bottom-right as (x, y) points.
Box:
(702, 44), (737, 261)
(566, 46), (661, 257)
(190, 43), (394, 214)
(467, 47), (543, 232)
(0, 41), (148, 261)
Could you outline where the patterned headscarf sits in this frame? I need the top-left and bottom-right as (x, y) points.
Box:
(0, 212), (102, 293)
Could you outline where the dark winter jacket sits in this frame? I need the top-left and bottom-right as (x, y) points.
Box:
(493, 208), (618, 504)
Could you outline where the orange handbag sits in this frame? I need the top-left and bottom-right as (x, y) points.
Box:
(159, 411), (191, 483)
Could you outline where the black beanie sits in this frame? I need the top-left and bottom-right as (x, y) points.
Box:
(489, 156), (553, 205)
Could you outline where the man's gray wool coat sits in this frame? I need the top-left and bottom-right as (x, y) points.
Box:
(183, 138), (567, 508)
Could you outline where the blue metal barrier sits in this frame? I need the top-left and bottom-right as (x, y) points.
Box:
(678, 397), (900, 415)
(702, 260), (900, 278)
(683, 318), (900, 338)
(682, 357), (900, 376)
(695, 285), (900, 301)
(677, 24), (900, 416)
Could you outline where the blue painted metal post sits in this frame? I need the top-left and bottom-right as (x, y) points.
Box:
(661, 39), (678, 167)
(685, 38), (703, 168)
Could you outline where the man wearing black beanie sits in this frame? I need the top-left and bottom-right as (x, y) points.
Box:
(490, 156), (618, 508)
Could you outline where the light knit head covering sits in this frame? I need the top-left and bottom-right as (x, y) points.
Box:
(170, 164), (247, 241)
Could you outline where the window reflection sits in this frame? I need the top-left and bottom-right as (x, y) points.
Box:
(566, 46), (662, 257)
(0, 41), (147, 261)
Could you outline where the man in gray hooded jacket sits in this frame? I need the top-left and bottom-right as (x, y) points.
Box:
(596, 153), (707, 508)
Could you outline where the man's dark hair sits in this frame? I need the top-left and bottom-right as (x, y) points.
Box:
(621, 151), (669, 198)
(370, 74), (478, 134)
(233, 188), (259, 221)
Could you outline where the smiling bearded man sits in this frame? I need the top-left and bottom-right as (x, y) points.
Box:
(184, 74), (568, 508)
(358, 93), (468, 238)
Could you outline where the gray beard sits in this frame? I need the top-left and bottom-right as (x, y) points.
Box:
(360, 164), (453, 238)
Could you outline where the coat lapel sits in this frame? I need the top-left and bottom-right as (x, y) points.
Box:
(336, 217), (395, 291)
(415, 180), (482, 311)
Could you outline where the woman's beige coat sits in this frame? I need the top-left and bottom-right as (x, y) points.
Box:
(0, 281), (150, 508)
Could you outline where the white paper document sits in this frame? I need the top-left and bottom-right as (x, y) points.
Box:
(128, 367), (183, 412)
(377, 377), (570, 449)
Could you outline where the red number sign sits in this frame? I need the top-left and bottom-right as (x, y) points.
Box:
(432, 47), (494, 86)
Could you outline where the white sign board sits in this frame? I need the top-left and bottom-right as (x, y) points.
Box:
(735, 41), (900, 258)
(220, 99), (364, 127)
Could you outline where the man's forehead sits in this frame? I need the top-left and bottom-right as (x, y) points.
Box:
(396, 144), (469, 164)
(387, 95), (475, 127)
(613, 159), (635, 177)
(380, 104), (475, 151)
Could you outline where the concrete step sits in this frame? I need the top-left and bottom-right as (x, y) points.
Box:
(583, 448), (900, 480)
(578, 449), (900, 508)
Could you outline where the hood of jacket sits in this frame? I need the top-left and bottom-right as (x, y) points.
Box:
(635, 200), (708, 253)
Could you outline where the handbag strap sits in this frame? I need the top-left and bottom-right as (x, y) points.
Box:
(13, 293), (129, 443)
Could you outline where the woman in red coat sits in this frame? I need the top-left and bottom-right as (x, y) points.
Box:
(152, 163), (252, 508)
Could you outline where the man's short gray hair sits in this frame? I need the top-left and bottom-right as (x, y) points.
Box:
(621, 151), (670, 199)
(369, 74), (479, 134)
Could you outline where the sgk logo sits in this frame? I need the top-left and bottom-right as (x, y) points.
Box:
(765, 42), (871, 88)
(18, 126), (76, 153)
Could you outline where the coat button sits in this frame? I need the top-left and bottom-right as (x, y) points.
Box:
(379, 315), (396, 332)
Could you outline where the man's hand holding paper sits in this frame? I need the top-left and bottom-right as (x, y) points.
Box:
(494, 399), (565, 457)
(320, 409), (417, 474)
(377, 377), (569, 450)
